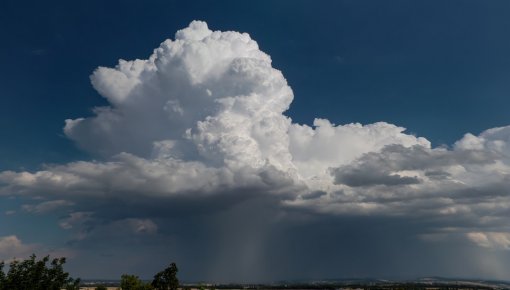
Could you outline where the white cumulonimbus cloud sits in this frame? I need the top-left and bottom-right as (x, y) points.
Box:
(1, 21), (510, 249)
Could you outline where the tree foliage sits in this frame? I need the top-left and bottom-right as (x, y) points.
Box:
(0, 254), (179, 290)
(0, 254), (80, 290)
(151, 262), (179, 290)
(120, 274), (153, 290)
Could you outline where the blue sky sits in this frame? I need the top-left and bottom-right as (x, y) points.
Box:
(2, 0), (510, 170)
(1, 0), (510, 282)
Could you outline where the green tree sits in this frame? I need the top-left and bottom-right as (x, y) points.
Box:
(151, 262), (179, 290)
(121, 274), (143, 290)
(0, 254), (80, 290)
(121, 274), (153, 290)
(0, 262), (5, 285)
(95, 285), (108, 290)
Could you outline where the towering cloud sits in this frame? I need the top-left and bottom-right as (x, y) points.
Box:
(1, 21), (510, 280)
(2, 21), (431, 200)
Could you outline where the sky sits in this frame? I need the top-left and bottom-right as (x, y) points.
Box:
(1, 0), (510, 282)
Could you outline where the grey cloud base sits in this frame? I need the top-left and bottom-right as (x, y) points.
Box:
(1, 21), (510, 281)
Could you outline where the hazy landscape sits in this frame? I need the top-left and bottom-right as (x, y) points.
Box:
(78, 278), (510, 290)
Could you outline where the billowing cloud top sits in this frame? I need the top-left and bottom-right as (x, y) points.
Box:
(1, 21), (510, 266)
(60, 21), (431, 197)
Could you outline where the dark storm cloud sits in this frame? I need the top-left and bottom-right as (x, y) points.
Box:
(332, 168), (421, 187)
(1, 21), (510, 282)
